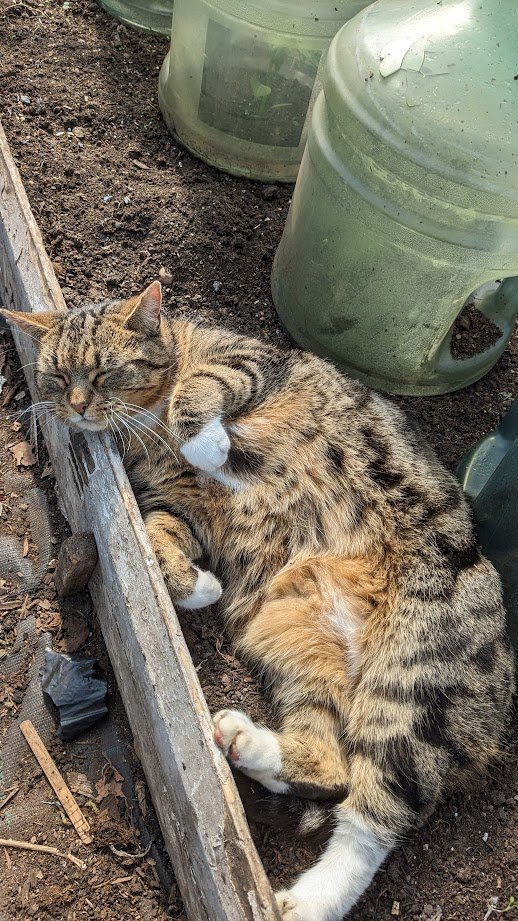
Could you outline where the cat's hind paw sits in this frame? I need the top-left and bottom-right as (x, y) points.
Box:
(175, 567), (222, 610)
(275, 891), (309, 921)
(212, 709), (287, 794)
(213, 709), (260, 766)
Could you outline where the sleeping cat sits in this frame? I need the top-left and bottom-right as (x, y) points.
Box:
(2, 281), (514, 921)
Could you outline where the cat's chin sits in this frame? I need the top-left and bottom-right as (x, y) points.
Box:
(68, 418), (108, 433)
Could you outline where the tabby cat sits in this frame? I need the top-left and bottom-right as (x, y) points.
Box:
(2, 282), (514, 921)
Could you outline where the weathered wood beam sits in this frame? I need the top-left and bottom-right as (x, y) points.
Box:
(0, 120), (280, 921)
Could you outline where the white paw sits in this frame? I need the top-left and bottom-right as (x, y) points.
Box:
(275, 891), (308, 921)
(212, 709), (288, 792)
(180, 417), (230, 473)
(176, 568), (222, 610)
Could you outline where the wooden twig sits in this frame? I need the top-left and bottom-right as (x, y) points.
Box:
(109, 840), (153, 860)
(0, 837), (85, 869)
(0, 785), (20, 812)
(19, 720), (92, 845)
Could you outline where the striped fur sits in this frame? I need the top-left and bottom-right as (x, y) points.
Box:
(2, 282), (514, 921)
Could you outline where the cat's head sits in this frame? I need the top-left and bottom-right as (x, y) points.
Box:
(0, 281), (172, 432)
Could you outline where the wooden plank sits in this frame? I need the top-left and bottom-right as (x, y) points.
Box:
(0, 120), (280, 921)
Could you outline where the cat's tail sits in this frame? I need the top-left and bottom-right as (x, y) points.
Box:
(234, 773), (336, 842)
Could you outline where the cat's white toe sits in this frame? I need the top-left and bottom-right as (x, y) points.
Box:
(180, 416), (230, 472)
(176, 568), (222, 610)
(212, 709), (288, 792)
(212, 709), (257, 764)
(275, 891), (309, 921)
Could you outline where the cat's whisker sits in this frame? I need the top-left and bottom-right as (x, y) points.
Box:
(115, 407), (177, 459)
(7, 401), (57, 420)
(112, 398), (175, 440)
(112, 410), (151, 470)
(109, 410), (133, 462)
(106, 415), (129, 462)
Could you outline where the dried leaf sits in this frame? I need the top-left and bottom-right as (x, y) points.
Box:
(10, 441), (36, 467)
(41, 461), (54, 478)
(96, 765), (125, 802)
(55, 616), (89, 653)
(36, 610), (63, 633)
(22, 538), (29, 558)
(134, 779), (148, 818)
(66, 772), (95, 799)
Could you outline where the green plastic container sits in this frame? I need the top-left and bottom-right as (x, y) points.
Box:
(95, 0), (173, 35)
(457, 402), (518, 648)
(271, 0), (518, 395)
(158, 0), (372, 182)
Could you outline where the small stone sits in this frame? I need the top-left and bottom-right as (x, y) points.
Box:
(158, 267), (173, 287)
(262, 184), (278, 200)
(391, 901), (400, 917)
(455, 866), (472, 883)
(54, 532), (98, 597)
(20, 94), (31, 104)
(213, 281), (222, 293)
(423, 906), (435, 916)
(482, 832), (489, 842)
(457, 314), (471, 331)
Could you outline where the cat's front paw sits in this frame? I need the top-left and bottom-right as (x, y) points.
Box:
(180, 417), (230, 473)
(175, 568), (222, 610)
(275, 891), (310, 921)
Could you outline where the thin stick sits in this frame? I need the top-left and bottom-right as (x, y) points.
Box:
(0, 837), (85, 869)
(109, 840), (153, 860)
(19, 720), (93, 845)
(0, 785), (19, 812)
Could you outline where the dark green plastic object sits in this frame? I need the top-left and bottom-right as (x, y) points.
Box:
(457, 402), (518, 648)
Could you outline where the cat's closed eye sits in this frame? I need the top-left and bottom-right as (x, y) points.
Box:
(46, 372), (69, 390)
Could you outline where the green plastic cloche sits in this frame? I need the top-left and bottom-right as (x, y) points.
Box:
(158, 0), (373, 182)
(272, 0), (518, 394)
(95, 0), (173, 36)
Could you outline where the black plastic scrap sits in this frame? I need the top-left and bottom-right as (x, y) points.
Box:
(40, 648), (108, 740)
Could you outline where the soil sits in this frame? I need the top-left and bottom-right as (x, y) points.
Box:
(0, 1), (516, 920)
(450, 305), (503, 362)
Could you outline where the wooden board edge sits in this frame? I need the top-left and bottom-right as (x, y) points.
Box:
(0, 119), (280, 921)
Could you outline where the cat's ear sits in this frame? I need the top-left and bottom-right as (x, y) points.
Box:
(122, 281), (162, 336)
(0, 308), (57, 341)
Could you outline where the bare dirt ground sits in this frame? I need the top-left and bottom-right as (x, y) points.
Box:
(0, 1), (516, 919)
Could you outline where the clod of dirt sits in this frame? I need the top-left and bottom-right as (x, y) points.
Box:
(91, 808), (138, 850)
(54, 531), (98, 597)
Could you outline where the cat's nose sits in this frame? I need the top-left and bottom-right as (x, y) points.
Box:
(70, 398), (89, 415)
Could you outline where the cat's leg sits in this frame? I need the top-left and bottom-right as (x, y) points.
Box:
(167, 376), (231, 473)
(275, 807), (391, 921)
(145, 511), (222, 609)
(212, 708), (348, 798)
